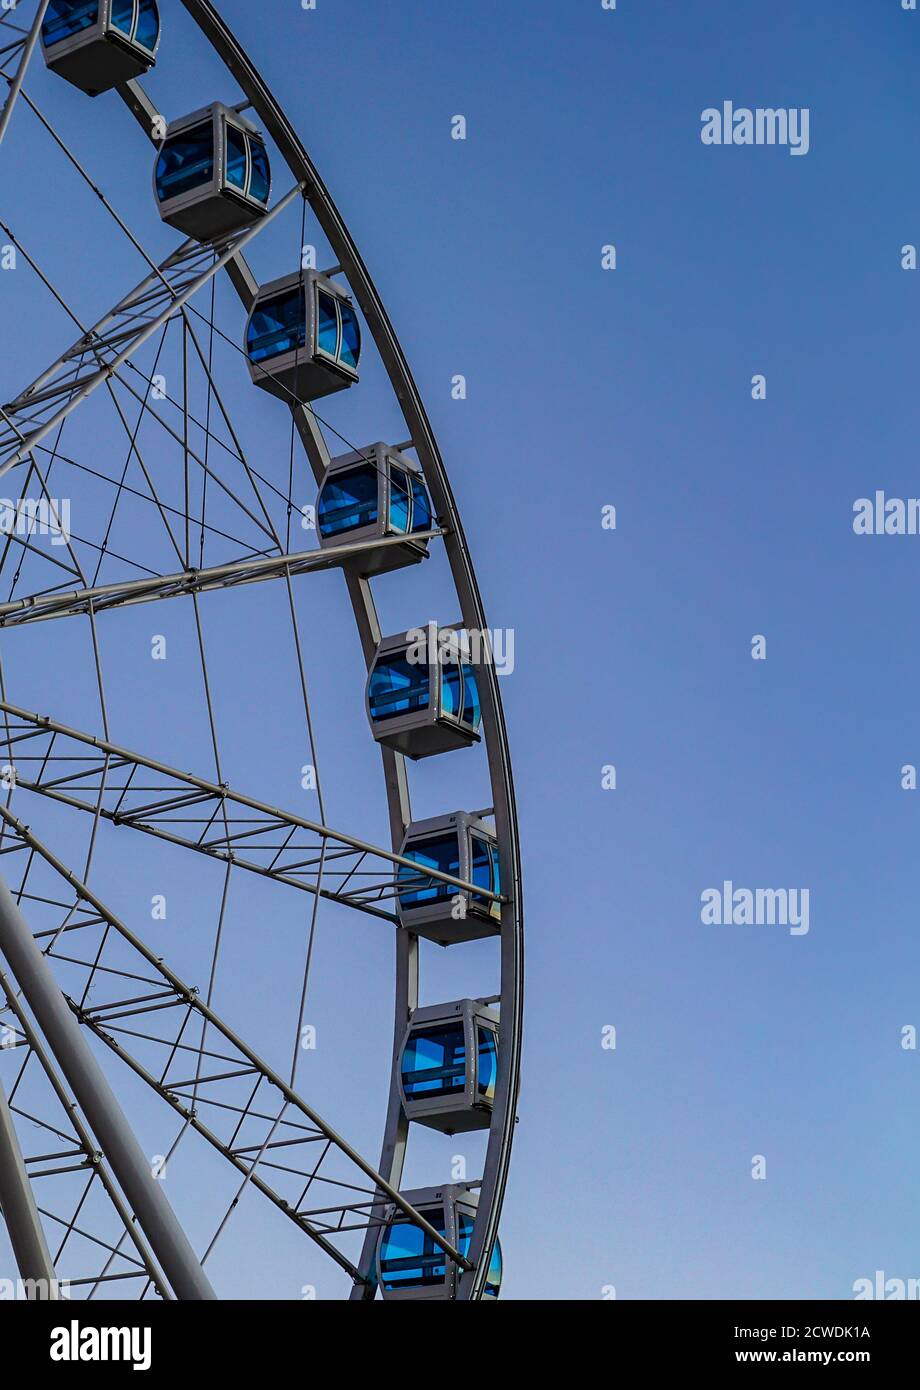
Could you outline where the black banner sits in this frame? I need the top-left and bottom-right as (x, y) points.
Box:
(5, 1299), (914, 1376)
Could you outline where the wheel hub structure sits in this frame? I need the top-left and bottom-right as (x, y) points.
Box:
(0, 0), (522, 1302)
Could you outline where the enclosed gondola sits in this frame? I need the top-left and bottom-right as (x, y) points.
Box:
(396, 811), (501, 945)
(377, 1185), (502, 1301)
(154, 102), (271, 242)
(41, 0), (160, 95)
(244, 271), (361, 402)
(317, 444), (433, 575)
(399, 999), (499, 1132)
(366, 627), (481, 759)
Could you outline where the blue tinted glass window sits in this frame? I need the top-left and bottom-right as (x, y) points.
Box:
(441, 661), (463, 719)
(411, 476), (432, 533)
(368, 655), (430, 723)
(318, 464), (378, 538)
(43, 1), (99, 46)
(247, 136), (270, 204)
(316, 290), (339, 358)
(485, 1238), (503, 1297)
(338, 302), (360, 369)
(461, 664), (481, 729)
(458, 1212), (474, 1259)
(110, 0), (133, 36)
(402, 1022), (466, 1099)
(388, 468), (411, 534)
(246, 289), (305, 364)
(156, 121), (214, 202)
(471, 835), (493, 906)
(225, 123), (247, 191)
(379, 1207), (447, 1291)
(397, 833), (460, 908)
(455, 1213), (502, 1296)
(134, 0), (158, 49)
(477, 1027), (497, 1101)
(471, 836), (500, 920)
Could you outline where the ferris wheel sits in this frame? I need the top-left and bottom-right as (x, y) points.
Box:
(0, 0), (522, 1302)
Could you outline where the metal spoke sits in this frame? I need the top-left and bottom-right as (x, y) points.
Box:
(0, 701), (501, 915)
(0, 0), (50, 147)
(0, 810), (472, 1279)
(0, 184), (305, 479)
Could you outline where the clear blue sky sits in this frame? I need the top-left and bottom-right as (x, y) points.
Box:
(1, 0), (920, 1300)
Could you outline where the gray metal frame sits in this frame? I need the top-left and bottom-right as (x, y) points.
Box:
(0, 1074), (58, 1296)
(0, 1), (52, 147)
(0, 701), (503, 925)
(0, 878), (216, 1300)
(0, 0), (523, 1303)
(0, 802), (473, 1285)
(0, 189), (304, 479)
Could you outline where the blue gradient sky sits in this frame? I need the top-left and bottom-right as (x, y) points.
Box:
(2, 0), (920, 1300)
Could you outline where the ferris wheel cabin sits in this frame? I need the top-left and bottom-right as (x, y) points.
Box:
(399, 999), (499, 1133)
(317, 444), (433, 575)
(154, 103), (271, 242)
(245, 271), (361, 403)
(396, 811), (501, 945)
(41, 0), (160, 95)
(366, 628), (481, 759)
(377, 1185), (502, 1301)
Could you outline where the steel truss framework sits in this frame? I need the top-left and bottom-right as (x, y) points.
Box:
(0, 0), (522, 1302)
